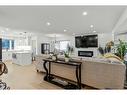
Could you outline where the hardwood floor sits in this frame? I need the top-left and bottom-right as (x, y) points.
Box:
(1, 61), (61, 89)
(1, 61), (94, 90)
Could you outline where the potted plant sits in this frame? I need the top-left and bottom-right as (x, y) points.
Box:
(116, 39), (127, 60)
(98, 41), (114, 56)
(51, 52), (58, 61)
(98, 46), (112, 56)
(64, 44), (74, 62)
(67, 44), (74, 55)
(64, 52), (70, 62)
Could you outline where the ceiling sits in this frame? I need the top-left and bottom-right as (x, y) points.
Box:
(0, 6), (126, 36)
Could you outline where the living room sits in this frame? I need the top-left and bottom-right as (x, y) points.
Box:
(0, 6), (127, 90)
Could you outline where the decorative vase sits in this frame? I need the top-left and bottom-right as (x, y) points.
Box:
(52, 56), (57, 61)
(65, 57), (69, 62)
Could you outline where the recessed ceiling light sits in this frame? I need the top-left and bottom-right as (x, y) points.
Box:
(6, 28), (9, 31)
(64, 29), (67, 32)
(93, 31), (96, 33)
(90, 25), (94, 28)
(46, 22), (51, 26)
(83, 11), (88, 16)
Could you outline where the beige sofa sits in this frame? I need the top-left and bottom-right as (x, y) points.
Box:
(34, 54), (49, 72)
(35, 54), (126, 89)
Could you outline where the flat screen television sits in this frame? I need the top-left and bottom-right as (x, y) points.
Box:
(75, 35), (98, 48)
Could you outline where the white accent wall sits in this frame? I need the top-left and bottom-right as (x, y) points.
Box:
(53, 33), (113, 57)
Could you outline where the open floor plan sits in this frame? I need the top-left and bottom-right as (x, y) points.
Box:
(0, 6), (127, 90)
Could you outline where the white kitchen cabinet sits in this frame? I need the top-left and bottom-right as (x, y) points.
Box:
(12, 52), (32, 66)
(2, 51), (12, 61)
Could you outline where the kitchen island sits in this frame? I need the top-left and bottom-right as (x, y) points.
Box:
(12, 52), (32, 66)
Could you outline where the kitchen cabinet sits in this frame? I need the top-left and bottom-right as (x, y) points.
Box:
(2, 51), (12, 61)
(12, 52), (32, 66)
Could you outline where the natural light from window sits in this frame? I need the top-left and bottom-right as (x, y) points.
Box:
(60, 41), (69, 51)
(54, 40), (70, 52)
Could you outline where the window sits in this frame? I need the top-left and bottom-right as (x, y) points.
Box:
(60, 41), (69, 51)
(2, 39), (10, 49)
(54, 40), (70, 52)
(54, 42), (60, 50)
(2, 39), (15, 50)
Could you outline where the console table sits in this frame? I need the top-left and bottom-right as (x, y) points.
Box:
(43, 58), (82, 89)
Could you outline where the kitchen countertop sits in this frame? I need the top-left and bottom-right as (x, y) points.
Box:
(13, 52), (32, 54)
(2, 50), (32, 53)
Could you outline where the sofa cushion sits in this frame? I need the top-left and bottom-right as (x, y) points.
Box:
(108, 58), (123, 64)
(81, 57), (111, 63)
(104, 53), (122, 61)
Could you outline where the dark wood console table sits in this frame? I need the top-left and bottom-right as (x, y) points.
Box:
(43, 58), (82, 89)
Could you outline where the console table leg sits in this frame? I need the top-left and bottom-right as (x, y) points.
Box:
(48, 62), (51, 78)
(79, 65), (81, 89)
(76, 65), (81, 89)
(43, 61), (49, 80)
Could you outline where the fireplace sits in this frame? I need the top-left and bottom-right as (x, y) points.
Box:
(78, 51), (93, 57)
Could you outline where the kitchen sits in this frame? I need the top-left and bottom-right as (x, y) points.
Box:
(1, 29), (37, 66)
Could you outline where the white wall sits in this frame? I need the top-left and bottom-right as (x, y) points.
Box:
(114, 33), (127, 42)
(52, 33), (113, 57)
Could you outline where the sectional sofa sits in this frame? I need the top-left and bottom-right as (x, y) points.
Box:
(35, 54), (126, 89)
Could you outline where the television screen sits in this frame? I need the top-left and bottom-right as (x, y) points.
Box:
(87, 35), (98, 47)
(75, 36), (82, 48)
(81, 36), (87, 47)
(75, 35), (98, 48)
